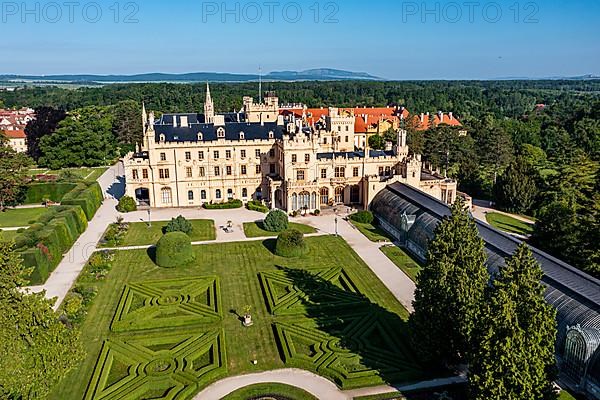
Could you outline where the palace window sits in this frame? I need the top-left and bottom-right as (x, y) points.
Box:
(241, 150), (246, 158)
(226, 150), (232, 159)
(198, 151), (204, 160)
(292, 154), (297, 163)
(161, 188), (172, 204)
(242, 188), (248, 198)
(216, 189), (222, 199)
(159, 169), (169, 179)
(379, 167), (384, 176)
(159, 134), (165, 143)
(142, 169), (148, 179)
(335, 187), (343, 203)
(239, 132), (245, 140)
(268, 131), (274, 139)
(214, 166), (220, 176)
(256, 165), (261, 174)
(323, 137), (328, 144)
(346, 126), (349, 131)
(160, 152), (166, 161)
(227, 189), (233, 199)
(197, 133), (203, 141)
(132, 169), (139, 180)
(298, 191), (310, 209)
(321, 169), (327, 179)
(345, 136), (349, 142)
(292, 193), (297, 210)
(241, 165), (247, 175)
(305, 154), (310, 162)
(320, 187), (329, 204)
(186, 167), (192, 178)
(255, 149), (261, 158)
(201, 190), (207, 200)
(297, 170), (305, 181)
(353, 167), (359, 177)
(185, 151), (191, 161)
(188, 190), (194, 201)
(199, 167), (205, 177)
(338, 126), (341, 132)
(269, 149), (275, 157)
(217, 127), (225, 138)
(214, 151), (219, 159)
(226, 166), (232, 176)
(269, 164), (276, 174)
(385, 166), (391, 176)
(335, 167), (345, 178)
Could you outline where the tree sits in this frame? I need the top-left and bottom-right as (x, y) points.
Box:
(155, 232), (194, 268)
(470, 244), (557, 400)
(263, 209), (289, 232)
(368, 134), (385, 150)
(0, 146), (32, 210)
(116, 196), (137, 213)
(111, 100), (142, 152)
(478, 124), (514, 184)
(493, 157), (538, 214)
(38, 106), (117, 169)
(164, 215), (193, 235)
(0, 240), (84, 399)
(531, 201), (579, 265)
(24, 106), (67, 161)
(409, 198), (489, 366)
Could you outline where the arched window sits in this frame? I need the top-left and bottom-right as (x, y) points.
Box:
(239, 131), (245, 140)
(216, 189), (222, 199)
(217, 127), (225, 138)
(197, 132), (203, 141)
(311, 192), (317, 209)
(161, 187), (172, 204)
(188, 190), (194, 201)
(227, 188), (234, 199)
(320, 187), (329, 205)
(291, 193), (298, 210)
(201, 190), (207, 200)
(298, 191), (310, 209)
(242, 188), (248, 198)
(335, 187), (344, 204)
(350, 185), (360, 203)
(159, 134), (165, 142)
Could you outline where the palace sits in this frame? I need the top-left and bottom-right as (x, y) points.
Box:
(123, 86), (459, 211)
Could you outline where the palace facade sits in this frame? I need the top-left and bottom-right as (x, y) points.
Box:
(123, 86), (458, 212)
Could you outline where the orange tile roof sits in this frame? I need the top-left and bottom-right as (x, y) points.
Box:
(414, 112), (462, 131)
(2, 129), (26, 139)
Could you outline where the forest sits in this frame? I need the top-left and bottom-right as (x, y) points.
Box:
(1, 80), (598, 277)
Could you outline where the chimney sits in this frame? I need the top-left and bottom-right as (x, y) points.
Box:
(420, 113), (425, 123)
(364, 114), (368, 125)
(180, 115), (188, 128)
(172, 115), (177, 127)
(449, 112), (453, 121)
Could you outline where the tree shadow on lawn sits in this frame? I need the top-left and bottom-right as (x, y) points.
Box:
(261, 238), (277, 254)
(146, 246), (157, 264)
(277, 266), (429, 387)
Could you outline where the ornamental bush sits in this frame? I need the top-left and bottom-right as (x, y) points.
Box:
(350, 210), (374, 224)
(247, 200), (269, 213)
(164, 215), (193, 236)
(264, 209), (289, 232)
(116, 196), (137, 213)
(155, 232), (194, 268)
(203, 199), (243, 209)
(275, 229), (308, 258)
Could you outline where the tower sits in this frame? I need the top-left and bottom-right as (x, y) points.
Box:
(142, 102), (147, 131)
(204, 83), (215, 124)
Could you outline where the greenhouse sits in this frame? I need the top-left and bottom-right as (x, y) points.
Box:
(371, 182), (600, 399)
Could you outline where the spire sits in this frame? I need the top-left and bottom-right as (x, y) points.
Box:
(142, 102), (148, 130)
(206, 82), (212, 103)
(204, 82), (215, 124)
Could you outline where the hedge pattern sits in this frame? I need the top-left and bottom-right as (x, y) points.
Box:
(14, 206), (88, 284)
(111, 277), (222, 332)
(274, 312), (423, 389)
(85, 329), (227, 400)
(61, 181), (103, 220)
(260, 267), (364, 316)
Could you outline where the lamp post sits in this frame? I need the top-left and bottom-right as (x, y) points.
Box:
(147, 208), (151, 228)
(335, 216), (338, 236)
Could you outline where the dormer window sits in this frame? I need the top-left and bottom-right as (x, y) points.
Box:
(268, 131), (274, 139)
(239, 131), (245, 140)
(217, 127), (225, 138)
(159, 134), (165, 142)
(197, 132), (203, 141)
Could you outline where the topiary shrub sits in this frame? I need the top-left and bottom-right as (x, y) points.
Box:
(203, 199), (243, 209)
(275, 229), (308, 258)
(117, 196), (137, 213)
(246, 200), (269, 213)
(163, 215), (193, 236)
(350, 210), (374, 224)
(264, 209), (289, 232)
(155, 232), (194, 268)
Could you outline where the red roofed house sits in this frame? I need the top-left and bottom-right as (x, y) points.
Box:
(2, 129), (27, 153)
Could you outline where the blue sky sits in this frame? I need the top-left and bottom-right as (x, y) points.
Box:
(2, 0), (599, 79)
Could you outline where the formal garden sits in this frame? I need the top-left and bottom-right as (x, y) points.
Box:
(49, 235), (425, 400)
(243, 209), (317, 238)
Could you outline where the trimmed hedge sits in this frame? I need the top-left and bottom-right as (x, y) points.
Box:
(163, 215), (193, 235)
(14, 206), (88, 284)
(275, 229), (308, 258)
(350, 210), (374, 224)
(203, 199), (243, 209)
(61, 182), (103, 220)
(155, 232), (194, 268)
(246, 200), (269, 213)
(116, 196), (137, 213)
(24, 183), (77, 204)
(264, 209), (289, 232)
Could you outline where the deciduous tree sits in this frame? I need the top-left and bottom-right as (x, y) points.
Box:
(0, 145), (32, 210)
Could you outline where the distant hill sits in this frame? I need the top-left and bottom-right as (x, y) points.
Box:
(0, 69), (383, 83)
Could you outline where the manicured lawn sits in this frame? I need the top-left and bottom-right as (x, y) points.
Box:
(350, 220), (393, 242)
(222, 383), (318, 400)
(380, 246), (422, 282)
(50, 236), (423, 400)
(485, 212), (535, 236)
(0, 230), (19, 241)
(559, 390), (577, 400)
(28, 167), (109, 182)
(243, 221), (317, 238)
(0, 207), (47, 227)
(102, 219), (216, 247)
